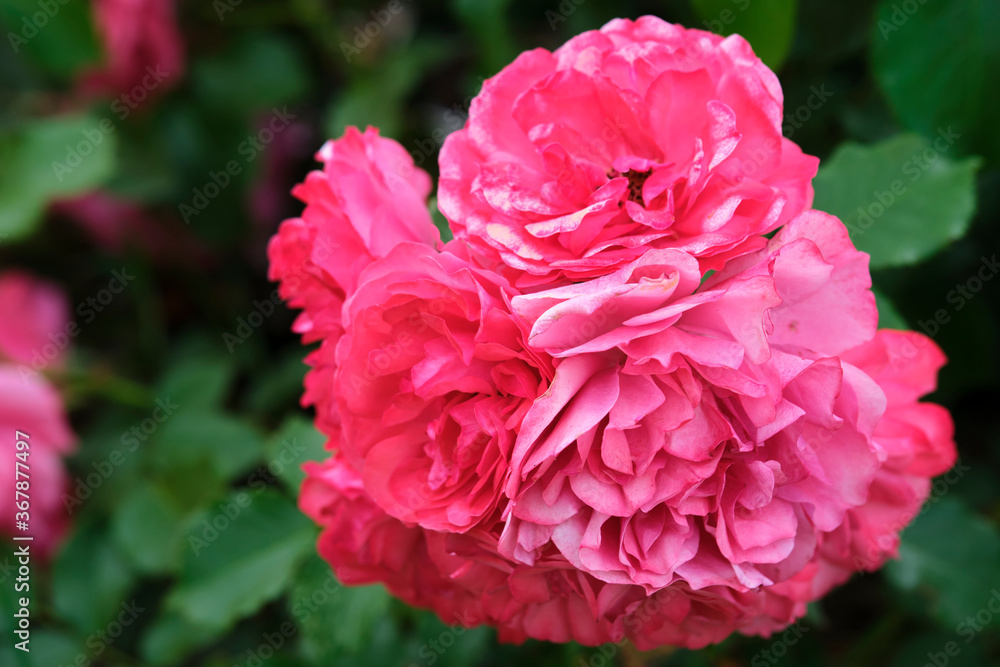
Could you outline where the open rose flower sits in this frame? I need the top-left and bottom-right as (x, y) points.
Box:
(0, 271), (77, 558)
(439, 16), (818, 286)
(272, 16), (956, 651)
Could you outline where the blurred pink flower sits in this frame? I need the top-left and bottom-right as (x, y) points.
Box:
(77, 0), (184, 101)
(248, 118), (313, 230)
(0, 271), (76, 559)
(0, 271), (71, 370)
(50, 192), (214, 265)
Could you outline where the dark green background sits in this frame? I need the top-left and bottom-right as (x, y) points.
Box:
(0, 0), (998, 665)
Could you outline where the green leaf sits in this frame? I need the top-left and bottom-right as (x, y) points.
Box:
(873, 287), (908, 330)
(156, 344), (237, 411)
(193, 34), (310, 113)
(450, 0), (517, 74)
(65, 409), (147, 516)
(0, 114), (117, 239)
(872, 0), (1000, 163)
(327, 39), (454, 139)
(168, 490), (315, 632)
(111, 482), (187, 575)
(265, 416), (327, 492)
(52, 520), (136, 634)
(0, 0), (99, 77)
(690, 0), (798, 70)
(27, 630), (81, 667)
(245, 349), (308, 416)
(289, 556), (343, 662)
(153, 411), (265, 481)
(812, 134), (979, 269)
(889, 631), (989, 667)
(140, 610), (223, 666)
(406, 611), (493, 667)
(886, 498), (1000, 629)
(291, 555), (396, 660)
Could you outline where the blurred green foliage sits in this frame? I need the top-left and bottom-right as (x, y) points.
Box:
(0, 0), (998, 666)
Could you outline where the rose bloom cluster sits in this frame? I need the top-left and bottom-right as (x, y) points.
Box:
(269, 17), (956, 648)
(0, 272), (77, 559)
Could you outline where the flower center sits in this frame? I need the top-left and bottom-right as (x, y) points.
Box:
(608, 168), (652, 204)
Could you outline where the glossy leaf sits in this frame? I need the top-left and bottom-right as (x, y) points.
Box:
(812, 134), (979, 268)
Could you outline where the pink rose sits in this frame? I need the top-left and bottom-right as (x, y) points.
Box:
(439, 16), (818, 286)
(333, 241), (549, 532)
(268, 127), (441, 438)
(287, 207), (955, 648)
(819, 329), (956, 575)
(0, 272), (76, 559)
(274, 20), (955, 646)
(498, 211), (886, 636)
(271, 131), (548, 532)
(77, 0), (184, 100)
